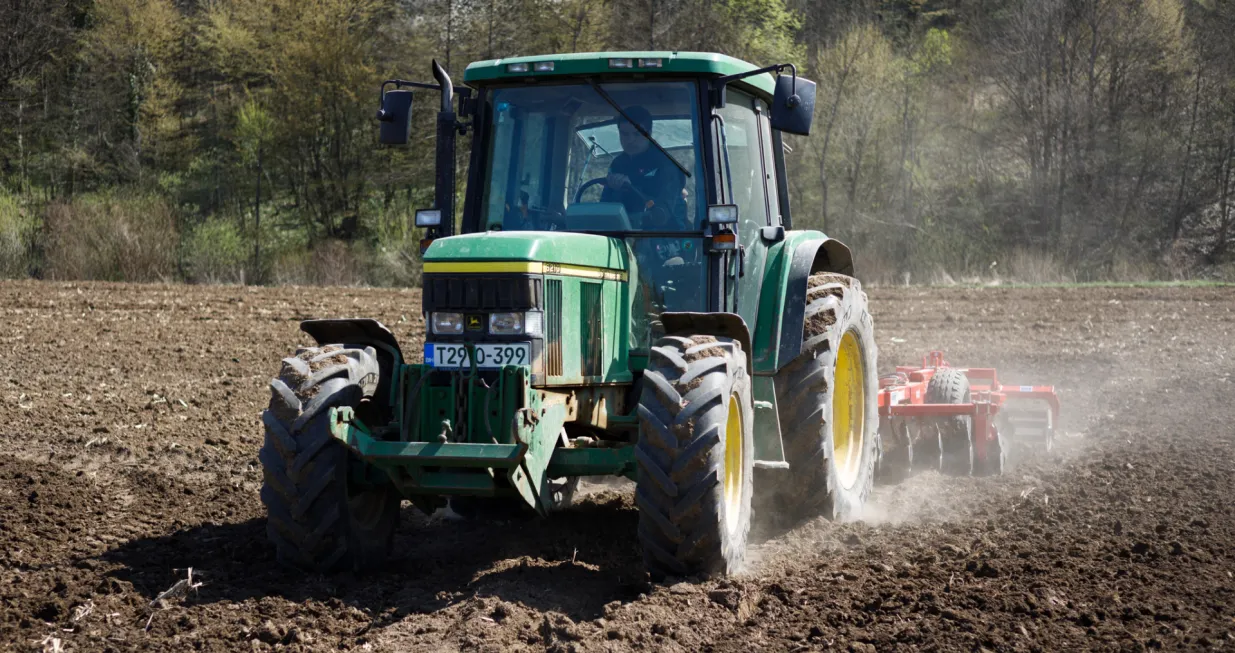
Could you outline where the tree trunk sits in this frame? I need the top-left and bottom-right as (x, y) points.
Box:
(1211, 115), (1235, 260)
(254, 144), (263, 284)
(1171, 68), (1203, 242)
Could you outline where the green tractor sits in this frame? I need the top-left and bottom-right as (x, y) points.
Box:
(258, 52), (879, 579)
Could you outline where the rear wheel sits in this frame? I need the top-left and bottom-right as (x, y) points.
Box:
(259, 345), (401, 572)
(774, 273), (879, 521)
(927, 368), (974, 476)
(635, 335), (754, 580)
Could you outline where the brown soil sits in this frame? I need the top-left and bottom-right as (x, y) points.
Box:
(2, 280), (1232, 651)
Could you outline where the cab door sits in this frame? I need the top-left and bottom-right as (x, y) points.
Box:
(714, 88), (779, 334)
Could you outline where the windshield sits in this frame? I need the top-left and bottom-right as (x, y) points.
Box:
(481, 81), (705, 233)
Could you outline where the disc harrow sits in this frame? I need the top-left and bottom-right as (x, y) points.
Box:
(877, 351), (1060, 478)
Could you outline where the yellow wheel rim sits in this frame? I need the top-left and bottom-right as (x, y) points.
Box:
(832, 331), (865, 489)
(723, 393), (745, 533)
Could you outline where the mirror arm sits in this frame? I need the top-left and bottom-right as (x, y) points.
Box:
(710, 63), (797, 108)
(377, 79), (475, 120)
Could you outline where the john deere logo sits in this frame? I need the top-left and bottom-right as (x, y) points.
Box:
(466, 315), (484, 331)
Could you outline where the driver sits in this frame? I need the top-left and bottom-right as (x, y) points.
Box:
(600, 106), (687, 229)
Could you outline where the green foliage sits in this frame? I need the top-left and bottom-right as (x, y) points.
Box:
(0, 191), (37, 278)
(181, 217), (249, 283)
(0, 0), (1232, 285)
(235, 97), (274, 166)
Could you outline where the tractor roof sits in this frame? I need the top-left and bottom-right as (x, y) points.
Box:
(462, 51), (776, 96)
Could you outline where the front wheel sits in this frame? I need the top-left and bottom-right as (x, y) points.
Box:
(259, 345), (401, 572)
(635, 335), (754, 580)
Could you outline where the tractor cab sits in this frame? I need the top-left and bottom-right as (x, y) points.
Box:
(379, 53), (822, 355)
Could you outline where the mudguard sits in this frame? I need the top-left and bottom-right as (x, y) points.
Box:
(751, 233), (854, 374)
(300, 318), (404, 364)
(300, 318), (404, 409)
(660, 312), (753, 374)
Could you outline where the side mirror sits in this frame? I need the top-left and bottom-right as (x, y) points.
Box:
(770, 74), (816, 136)
(377, 88), (413, 145)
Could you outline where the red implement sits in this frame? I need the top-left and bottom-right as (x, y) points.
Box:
(877, 351), (1060, 477)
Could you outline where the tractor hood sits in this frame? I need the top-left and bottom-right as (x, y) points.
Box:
(423, 231), (629, 273)
(421, 230), (635, 388)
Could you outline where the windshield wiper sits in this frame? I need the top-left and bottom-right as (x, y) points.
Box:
(587, 80), (692, 178)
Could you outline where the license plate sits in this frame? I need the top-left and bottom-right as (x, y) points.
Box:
(425, 343), (530, 369)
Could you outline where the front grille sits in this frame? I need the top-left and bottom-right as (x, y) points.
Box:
(579, 281), (603, 377)
(422, 275), (541, 312)
(544, 279), (563, 376)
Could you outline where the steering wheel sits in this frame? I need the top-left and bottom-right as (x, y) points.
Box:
(573, 177), (609, 204)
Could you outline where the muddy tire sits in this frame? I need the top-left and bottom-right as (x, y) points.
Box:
(927, 368), (974, 476)
(635, 335), (754, 580)
(259, 345), (400, 572)
(774, 273), (879, 521)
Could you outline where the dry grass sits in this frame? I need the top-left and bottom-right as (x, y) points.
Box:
(42, 192), (179, 282)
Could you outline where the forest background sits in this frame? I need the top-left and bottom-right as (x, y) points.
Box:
(2, 0), (1233, 286)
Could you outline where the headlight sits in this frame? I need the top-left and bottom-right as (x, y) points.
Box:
(431, 312), (463, 335)
(490, 311), (542, 336)
(489, 312), (524, 335)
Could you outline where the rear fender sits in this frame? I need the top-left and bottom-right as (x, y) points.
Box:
(751, 232), (854, 374)
(300, 318), (404, 407)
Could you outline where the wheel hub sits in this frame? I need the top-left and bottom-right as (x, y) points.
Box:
(833, 331), (865, 489)
(723, 393), (745, 533)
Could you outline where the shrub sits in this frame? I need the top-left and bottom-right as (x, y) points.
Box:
(42, 192), (179, 282)
(1003, 248), (1074, 285)
(268, 239), (366, 287)
(0, 191), (36, 278)
(181, 217), (248, 283)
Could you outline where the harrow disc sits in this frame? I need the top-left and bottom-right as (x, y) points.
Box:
(1001, 401), (1056, 453)
(974, 424), (1007, 476)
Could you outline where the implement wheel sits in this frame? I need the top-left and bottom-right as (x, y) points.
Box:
(775, 273), (879, 521)
(259, 345), (400, 572)
(635, 334), (754, 580)
(927, 368), (974, 476)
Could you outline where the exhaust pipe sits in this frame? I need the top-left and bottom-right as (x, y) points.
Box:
(431, 60), (456, 238)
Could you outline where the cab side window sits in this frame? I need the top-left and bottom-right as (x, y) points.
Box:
(756, 100), (781, 226)
(715, 89), (771, 231)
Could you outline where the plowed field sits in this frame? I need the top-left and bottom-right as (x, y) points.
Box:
(2, 281), (1232, 651)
